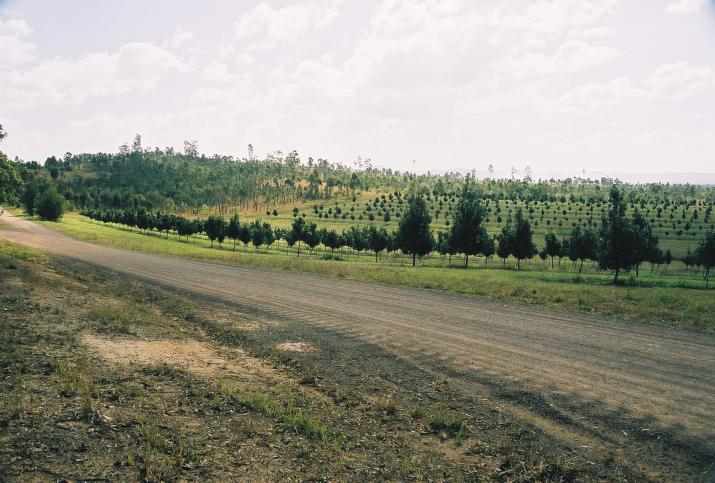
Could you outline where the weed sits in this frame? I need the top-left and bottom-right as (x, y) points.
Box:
(429, 410), (466, 437)
(224, 387), (331, 443)
(87, 306), (137, 335)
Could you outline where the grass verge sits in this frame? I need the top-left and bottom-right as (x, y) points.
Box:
(7, 210), (714, 331)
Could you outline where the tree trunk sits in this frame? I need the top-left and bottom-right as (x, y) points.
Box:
(412, 253), (416, 267)
(551, 257), (554, 269)
(579, 259), (584, 273)
(465, 254), (469, 268)
(614, 267), (620, 283)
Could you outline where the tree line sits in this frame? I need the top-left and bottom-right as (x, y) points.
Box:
(79, 184), (715, 286)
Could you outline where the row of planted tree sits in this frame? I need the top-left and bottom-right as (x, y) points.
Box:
(80, 184), (715, 286)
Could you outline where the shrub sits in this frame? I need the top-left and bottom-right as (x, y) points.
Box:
(35, 187), (65, 221)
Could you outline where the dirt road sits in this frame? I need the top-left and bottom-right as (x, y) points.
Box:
(2, 210), (714, 478)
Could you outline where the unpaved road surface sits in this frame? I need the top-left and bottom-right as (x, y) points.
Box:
(2, 211), (714, 478)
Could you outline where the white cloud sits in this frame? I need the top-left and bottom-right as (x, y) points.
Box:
(2, 41), (188, 111)
(0, 16), (33, 36)
(234, 0), (341, 47)
(0, 16), (36, 69)
(557, 62), (715, 111)
(557, 77), (642, 111)
(498, 40), (619, 82)
(665, 0), (708, 14)
(643, 61), (715, 98)
(200, 62), (239, 83)
(168, 27), (194, 48)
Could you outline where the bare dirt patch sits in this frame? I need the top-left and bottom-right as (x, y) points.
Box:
(83, 334), (278, 381)
(276, 341), (316, 353)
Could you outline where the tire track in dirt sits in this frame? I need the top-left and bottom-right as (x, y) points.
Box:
(2, 210), (714, 476)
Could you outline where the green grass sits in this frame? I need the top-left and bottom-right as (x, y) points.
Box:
(7, 211), (713, 331)
(0, 238), (45, 268)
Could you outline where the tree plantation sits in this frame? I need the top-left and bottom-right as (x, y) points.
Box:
(78, 184), (715, 286)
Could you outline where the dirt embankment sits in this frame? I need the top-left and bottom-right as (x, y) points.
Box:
(1, 209), (714, 480)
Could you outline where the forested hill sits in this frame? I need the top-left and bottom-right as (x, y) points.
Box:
(11, 145), (715, 215)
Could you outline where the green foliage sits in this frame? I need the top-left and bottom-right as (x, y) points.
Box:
(0, 151), (23, 205)
(544, 231), (561, 268)
(449, 182), (488, 267)
(35, 185), (66, 221)
(396, 197), (433, 266)
(695, 231), (715, 287)
(498, 209), (537, 269)
(205, 215), (227, 247)
(227, 214), (240, 248)
(568, 226), (598, 273)
(598, 186), (648, 282)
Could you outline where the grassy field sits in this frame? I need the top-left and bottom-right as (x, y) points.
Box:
(21, 211), (715, 331)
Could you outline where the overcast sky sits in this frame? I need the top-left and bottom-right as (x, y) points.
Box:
(1, 0), (714, 179)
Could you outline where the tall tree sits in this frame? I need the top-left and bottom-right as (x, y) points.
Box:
(695, 230), (715, 288)
(0, 125), (23, 205)
(632, 209), (659, 276)
(205, 215), (227, 249)
(497, 219), (512, 267)
(238, 223), (251, 251)
(1, 152), (23, 205)
(544, 231), (561, 269)
(304, 222), (321, 253)
(396, 196), (433, 267)
(568, 226), (598, 273)
(509, 208), (537, 269)
(598, 185), (640, 283)
(368, 225), (389, 261)
(482, 234), (496, 266)
(449, 183), (487, 268)
(290, 216), (307, 257)
(250, 219), (265, 251)
(227, 214), (240, 250)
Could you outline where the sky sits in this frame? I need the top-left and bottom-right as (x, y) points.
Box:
(1, 0), (715, 180)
